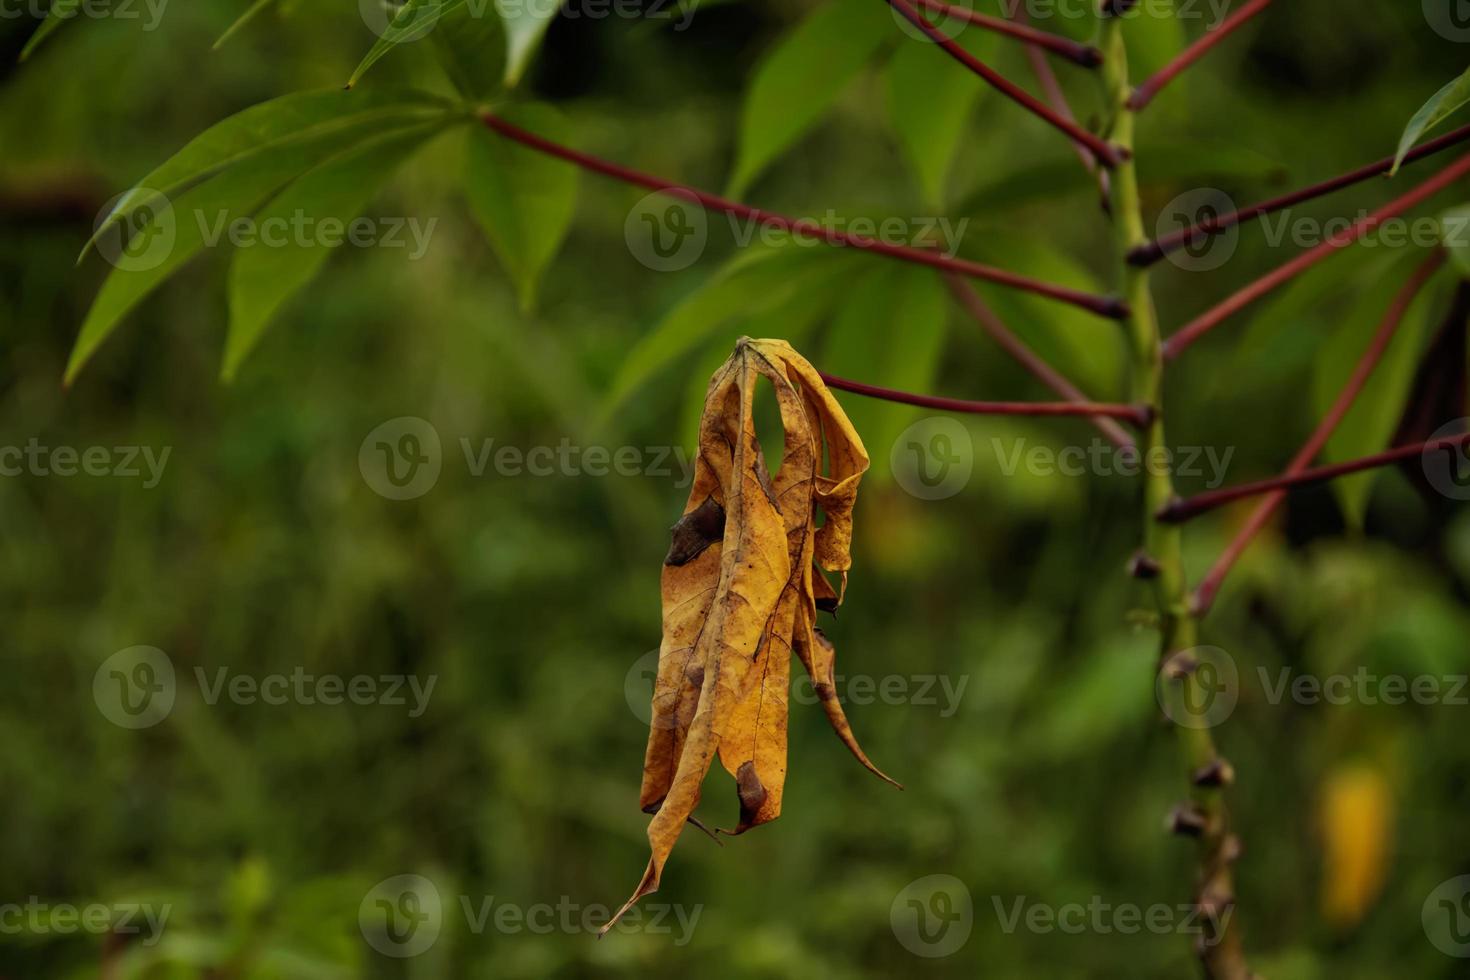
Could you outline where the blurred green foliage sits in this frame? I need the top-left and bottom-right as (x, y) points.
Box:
(3, 1), (1470, 977)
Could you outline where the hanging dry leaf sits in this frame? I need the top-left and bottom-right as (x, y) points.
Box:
(603, 338), (900, 935)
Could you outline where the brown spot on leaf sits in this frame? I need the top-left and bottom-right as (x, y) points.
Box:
(664, 496), (725, 566)
(735, 760), (768, 828)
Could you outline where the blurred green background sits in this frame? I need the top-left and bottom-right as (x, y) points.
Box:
(4, 0), (1470, 976)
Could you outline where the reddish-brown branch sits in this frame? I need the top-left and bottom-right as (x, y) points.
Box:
(1127, 0), (1274, 111)
(1159, 430), (1470, 525)
(911, 0), (1103, 67)
(1131, 122), (1470, 267)
(944, 275), (1137, 449)
(819, 371), (1151, 424)
(1189, 252), (1446, 614)
(1162, 151), (1470, 360)
(478, 114), (1127, 319)
(884, 0), (1125, 167)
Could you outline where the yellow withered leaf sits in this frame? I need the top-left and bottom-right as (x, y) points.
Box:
(603, 338), (899, 935)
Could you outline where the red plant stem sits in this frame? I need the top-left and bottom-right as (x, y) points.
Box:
(1158, 430), (1470, 525)
(1001, 0), (1108, 196)
(1189, 251), (1445, 614)
(478, 113), (1127, 319)
(1162, 151), (1470, 360)
(911, 0), (1103, 67)
(884, 0), (1124, 167)
(819, 371), (1151, 424)
(943, 275), (1136, 449)
(1127, 0), (1274, 111)
(1131, 122), (1470, 267)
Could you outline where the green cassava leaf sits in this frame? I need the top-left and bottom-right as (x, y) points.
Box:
(598, 245), (855, 424)
(465, 103), (578, 311)
(497, 0), (564, 86)
(885, 29), (991, 209)
(1311, 252), (1448, 526)
(1394, 67), (1470, 175)
(726, 0), (891, 198)
(70, 103), (461, 383)
(223, 122), (450, 380)
(214, 0), (280, 49)
(19, 0), (80, 62)
(85, 88), (456, 260)
(430, 0), (509, 98)
(820, 265), (949, 481)
(347, 0), (470, 88)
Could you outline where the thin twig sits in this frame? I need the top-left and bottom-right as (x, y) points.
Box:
(478, 113), (1128, 318)
(1190, 252), (1446, 614)
(1159, 429), (1470, 524)
(1162, 151), (1470, 360)
(1128, 0), (1274, 111)
(943, 275), (1136, 449)
(883, 0), (1124, 167)
(818, 371), (1151, 424)
(1131, 122), (1470, 267)
(911, 0), (1103, 67)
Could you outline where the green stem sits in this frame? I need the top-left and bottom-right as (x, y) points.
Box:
(1098, 15), (1250, 979)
